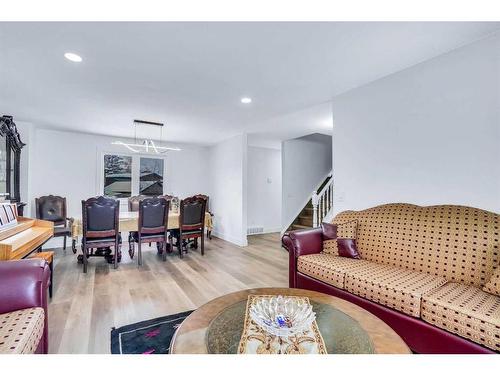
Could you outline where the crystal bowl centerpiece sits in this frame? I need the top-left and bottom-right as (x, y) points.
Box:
(249, 295), (316, 337)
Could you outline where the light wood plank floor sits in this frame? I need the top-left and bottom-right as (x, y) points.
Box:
(47, 233), (288, 353)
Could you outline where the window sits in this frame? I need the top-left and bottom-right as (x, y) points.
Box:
(103, 154), (132, 198)
(139, 157), (164, 196)
(101, 153), (165, 198)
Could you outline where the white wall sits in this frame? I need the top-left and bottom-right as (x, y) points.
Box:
(332, 33), (500, 215)
(247, 146), (282, 234)
(282, 133), (332, 230)
(26, 128), (211, 218)
(208, 134), (248, 246)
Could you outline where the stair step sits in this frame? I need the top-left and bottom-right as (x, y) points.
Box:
(298, 216), (313, 226)
(291, 224), (312, 230)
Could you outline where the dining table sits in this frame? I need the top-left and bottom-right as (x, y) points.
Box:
(71, 210), (212, 253)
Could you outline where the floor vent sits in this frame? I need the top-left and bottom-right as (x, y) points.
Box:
(247, 226), (264, 235)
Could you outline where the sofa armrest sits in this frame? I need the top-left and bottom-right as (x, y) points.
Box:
(0, 259), (50, 314)
(282, 227), (323, 257)
(282, 227), (323, 288)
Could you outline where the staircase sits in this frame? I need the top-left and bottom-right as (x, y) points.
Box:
(287, 173), (333, 231)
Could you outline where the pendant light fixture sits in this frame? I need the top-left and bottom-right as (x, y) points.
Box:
(111, 119), (181, 153)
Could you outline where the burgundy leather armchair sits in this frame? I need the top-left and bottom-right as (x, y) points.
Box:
(0, 259), (51, 354)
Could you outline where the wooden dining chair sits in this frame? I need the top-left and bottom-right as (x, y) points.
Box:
(128, 195), (147, 212)
(80, 196), (121, 273)
(170, 195), (207, 258)
(127, 195), (148, 258)
(194, 194), (213, 239)
(35, 195), (74, 252)
(129, 197), (170, 265)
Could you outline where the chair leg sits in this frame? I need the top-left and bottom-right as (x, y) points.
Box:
(114, 241), (118, 269)
(83, 246), (88, 273)
(178, 237), (183, 259)
(201, 234), (205, 256)
(72, 239), (77, 254)
(49, 261), (53, 298)
(138, 241), (142, 266)
(162, 241), (167, 262)
(168, 236), (174, 260)
(63, 235), (67, 250)
(129, 241), (135, 259)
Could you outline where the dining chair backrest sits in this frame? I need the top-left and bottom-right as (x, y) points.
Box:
(35, 195), (67, 226)
(138, 197), (169, 235)
(82, 196), (119, 238)
(194, 194), (209, 211)
(128, 195), (147, 212)
(179, 195), (206, 231)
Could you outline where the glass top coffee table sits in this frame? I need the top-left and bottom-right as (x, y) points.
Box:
(170, 288), (410, 354)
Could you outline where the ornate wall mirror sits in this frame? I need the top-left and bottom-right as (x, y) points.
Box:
(0, 115), (25, 215)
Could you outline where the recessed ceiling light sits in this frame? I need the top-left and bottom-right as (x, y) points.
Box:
(240, 97), (252, 104)
(64, 52), (82, 63)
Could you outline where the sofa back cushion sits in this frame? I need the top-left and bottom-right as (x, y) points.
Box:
(332, 203), (500, 287)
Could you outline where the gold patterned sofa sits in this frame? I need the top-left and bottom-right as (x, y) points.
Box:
(283, 203), (500, 353)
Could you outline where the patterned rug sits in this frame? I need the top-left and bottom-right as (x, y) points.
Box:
(110, 310), (193, 354)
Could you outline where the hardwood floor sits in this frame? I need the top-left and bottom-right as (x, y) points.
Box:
(47, 233), (288, 353)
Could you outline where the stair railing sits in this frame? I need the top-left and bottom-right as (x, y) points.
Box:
(311, 176), (333, 227)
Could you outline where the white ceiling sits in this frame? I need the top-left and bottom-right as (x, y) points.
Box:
(1, 22), (499, 145)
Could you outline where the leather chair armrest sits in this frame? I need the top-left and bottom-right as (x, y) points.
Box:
(282, 227), (323, 258)
(0, 259), (50, 314)
(282, 227), (323, 288)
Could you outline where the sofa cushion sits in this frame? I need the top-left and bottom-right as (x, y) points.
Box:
(483, 267), (500, 297)
(344, 262), (447, 317)
(0, 307), (44, 354)
(297, 253), (369, 289)
(322, 220), (358, 256)
(421, 283), (500, 352)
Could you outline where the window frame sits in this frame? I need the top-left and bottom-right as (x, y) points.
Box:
(97, 150), (167, 206)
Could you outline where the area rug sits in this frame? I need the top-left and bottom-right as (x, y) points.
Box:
(110, 310), (193, 354)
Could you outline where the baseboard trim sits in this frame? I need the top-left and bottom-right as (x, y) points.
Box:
(211, 230), (248, 247)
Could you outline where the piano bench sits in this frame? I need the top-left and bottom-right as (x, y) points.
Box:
(29, 251), (54, 299)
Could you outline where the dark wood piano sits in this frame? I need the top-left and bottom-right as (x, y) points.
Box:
(0, 217), (54, 260)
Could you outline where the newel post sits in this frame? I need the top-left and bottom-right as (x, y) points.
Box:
(312, 190), (319, 228)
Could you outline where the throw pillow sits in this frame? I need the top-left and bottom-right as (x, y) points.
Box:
(483, 267), (500, 297)
(336, 238), (361, 259)
(322, 220), (358, 257)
